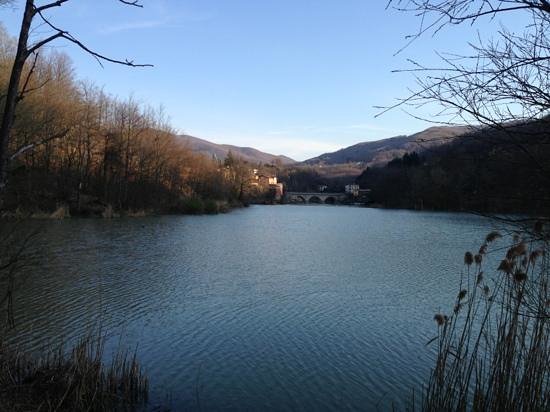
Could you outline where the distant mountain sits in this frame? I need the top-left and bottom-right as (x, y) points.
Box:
(304, 126), (471, 166)
(355, 119), (550, 213)
(177, 125), (471, 171)
(178, 134), (296, 165)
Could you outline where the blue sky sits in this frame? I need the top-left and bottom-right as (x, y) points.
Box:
(0, 1), (528, 160)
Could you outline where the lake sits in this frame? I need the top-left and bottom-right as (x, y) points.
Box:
(5, 205), (496, 410)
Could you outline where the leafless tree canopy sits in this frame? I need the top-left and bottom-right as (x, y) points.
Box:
(387, 1), (550, 127)
(344, 3), (550, 217)
(0, 0), (152, 204)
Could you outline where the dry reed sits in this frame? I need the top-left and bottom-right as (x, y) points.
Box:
(0, 334), (149, 411)
(422, 222), (549, 411)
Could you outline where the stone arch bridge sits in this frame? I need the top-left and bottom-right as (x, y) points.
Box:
(285, 192), (348, 204)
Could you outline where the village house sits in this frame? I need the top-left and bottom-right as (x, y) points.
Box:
(250, 170), (284, 201)
(345, 184), (360, 197)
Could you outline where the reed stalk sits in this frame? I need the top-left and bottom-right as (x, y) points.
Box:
(423, 223), (549, 411)
(0, 333), (149, 411)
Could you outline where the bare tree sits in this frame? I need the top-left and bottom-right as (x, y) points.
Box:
(386, 1), (550, 124)
(381, 1), (550, 213)
(0, 0), (152, 205)
(383, 4), (550, 410)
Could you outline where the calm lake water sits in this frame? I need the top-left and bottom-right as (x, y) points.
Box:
(6, 206), (497, 411)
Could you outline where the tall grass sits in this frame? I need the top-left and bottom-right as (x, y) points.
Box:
(0, 334), (149, 411)
(424, 222), (549, 411)
(0, 221), (149, 411)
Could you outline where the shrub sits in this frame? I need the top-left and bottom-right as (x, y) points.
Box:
(181, 197), (204, 214)
(203, 199), (219, 214)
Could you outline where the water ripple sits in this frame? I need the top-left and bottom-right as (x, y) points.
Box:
(6, 206), (494, 411)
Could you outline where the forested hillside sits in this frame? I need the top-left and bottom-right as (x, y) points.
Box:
(0, 26), (265, 216)
(356, 120), (550, 214)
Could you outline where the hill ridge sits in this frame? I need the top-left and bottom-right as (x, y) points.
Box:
(177, 134), (296, 165)
(303, 125), (471, 167)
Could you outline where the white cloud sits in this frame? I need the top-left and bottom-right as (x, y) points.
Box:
(98, 8), (214, 35)
(99, 20), (167, 34)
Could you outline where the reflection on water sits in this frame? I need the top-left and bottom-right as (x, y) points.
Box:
(6, 206), (494, 410)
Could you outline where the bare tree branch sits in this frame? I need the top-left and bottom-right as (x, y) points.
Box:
(31, 9), (153, 67)
(17, 50), (39, 101)
(34, 0), (69, 14)
(118, 0), (143, 7)
(9, 128), (70, 161)
(0, 0), (154, 203)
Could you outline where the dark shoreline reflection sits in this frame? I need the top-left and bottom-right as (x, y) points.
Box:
(6, 206), (493, 411)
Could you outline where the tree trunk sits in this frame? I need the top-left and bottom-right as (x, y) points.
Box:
(0, 0), (34, 206)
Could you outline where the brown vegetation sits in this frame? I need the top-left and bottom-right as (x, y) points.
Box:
(423, 224), (549, 411)
(0, 0), (153, 204)
(0, 25), (268, 215)
(386, 3), (550, 410)
(0, 334), (148, 411)
(0, 221), (149, 411)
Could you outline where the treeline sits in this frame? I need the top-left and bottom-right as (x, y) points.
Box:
(278, 165), (358, 192)
(0, 26), (258, 216)
(356, 121), (550, 214)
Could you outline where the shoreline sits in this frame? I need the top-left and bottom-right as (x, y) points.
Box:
(0, 200), (247, 220)
(1, 200), (534, 221)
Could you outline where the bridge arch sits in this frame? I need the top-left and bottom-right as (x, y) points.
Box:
(285, 191), (347, 205)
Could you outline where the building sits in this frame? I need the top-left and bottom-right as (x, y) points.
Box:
(251, 169), (279, 186)
(345, 184), (360, 196)
(249, 169), (283, 201)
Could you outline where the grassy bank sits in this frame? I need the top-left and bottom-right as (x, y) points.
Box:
(0, 334), (148, 411)
(0, 198), (245, 220)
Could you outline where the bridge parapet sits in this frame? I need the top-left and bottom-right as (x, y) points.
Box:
(285, 192), (348, 204)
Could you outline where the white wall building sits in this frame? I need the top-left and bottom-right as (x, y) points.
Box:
(345, 184), (360, 196)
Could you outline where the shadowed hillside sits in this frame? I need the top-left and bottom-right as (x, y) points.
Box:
(304, 126), (470, 167)
(356, 120), (550, 214)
